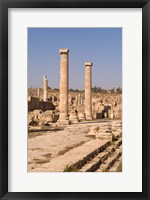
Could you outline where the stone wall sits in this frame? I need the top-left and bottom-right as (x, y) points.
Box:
(28, 96), (55, 112)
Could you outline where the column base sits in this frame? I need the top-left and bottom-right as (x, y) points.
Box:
(57, 119), (70, 125)
(85, 116), (92, 120)
(70, 119), (79, 124)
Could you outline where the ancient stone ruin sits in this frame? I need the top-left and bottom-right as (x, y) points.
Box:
(28, 48), (122, 172)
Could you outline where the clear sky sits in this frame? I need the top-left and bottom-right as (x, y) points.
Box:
(28, 28), (122, 90)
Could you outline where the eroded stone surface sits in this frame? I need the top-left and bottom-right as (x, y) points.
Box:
(28, 120), (122, 172)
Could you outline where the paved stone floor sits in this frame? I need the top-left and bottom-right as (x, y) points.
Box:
(28, 119), (122, 172)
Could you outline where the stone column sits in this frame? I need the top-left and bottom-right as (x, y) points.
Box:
(52, 96), (55, 103)
(43, 75), (48, 101)
(58, 49), (70, 124)
(77, 93), (81, 106)
(80, 96), (83, 105)
(37, 88), (40, 99)
(85, 62), (92, 120)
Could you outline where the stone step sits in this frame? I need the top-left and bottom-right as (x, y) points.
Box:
(112, 131), (122, 139)
(96, 147), (122, 172)
(79, 139), (121, 172)
(79, 146), (116, 172)
(28, 126), (63, 132)
(32, 138), (111, 172)
(108, 155), (122, 172)
(69, 140), (111, 171)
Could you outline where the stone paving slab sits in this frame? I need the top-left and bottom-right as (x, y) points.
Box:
(31, 138), (110, 172)
(28, 123), (92, 171)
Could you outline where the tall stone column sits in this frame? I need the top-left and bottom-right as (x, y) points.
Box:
(85, 62), (93, 120)
(58, 49), (70, 124)
(43, 75), (48, 101)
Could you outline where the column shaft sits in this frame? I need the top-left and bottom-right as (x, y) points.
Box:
(43, 75), (48, 101)
(85, 62), (92, 120)
(59, 49), (69, 122)
(37, 88), (40, 99)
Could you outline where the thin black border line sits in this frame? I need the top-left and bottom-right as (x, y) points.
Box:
(142, 2), (149, 198)
(0, 0), (150, 200)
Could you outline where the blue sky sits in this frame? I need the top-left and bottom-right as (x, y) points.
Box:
(28, 28), (122, 90)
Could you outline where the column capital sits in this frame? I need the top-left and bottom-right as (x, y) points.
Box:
(85, 62), (93, 67)
(59, 48), (69, 54)
(43, 75), (48, 80)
